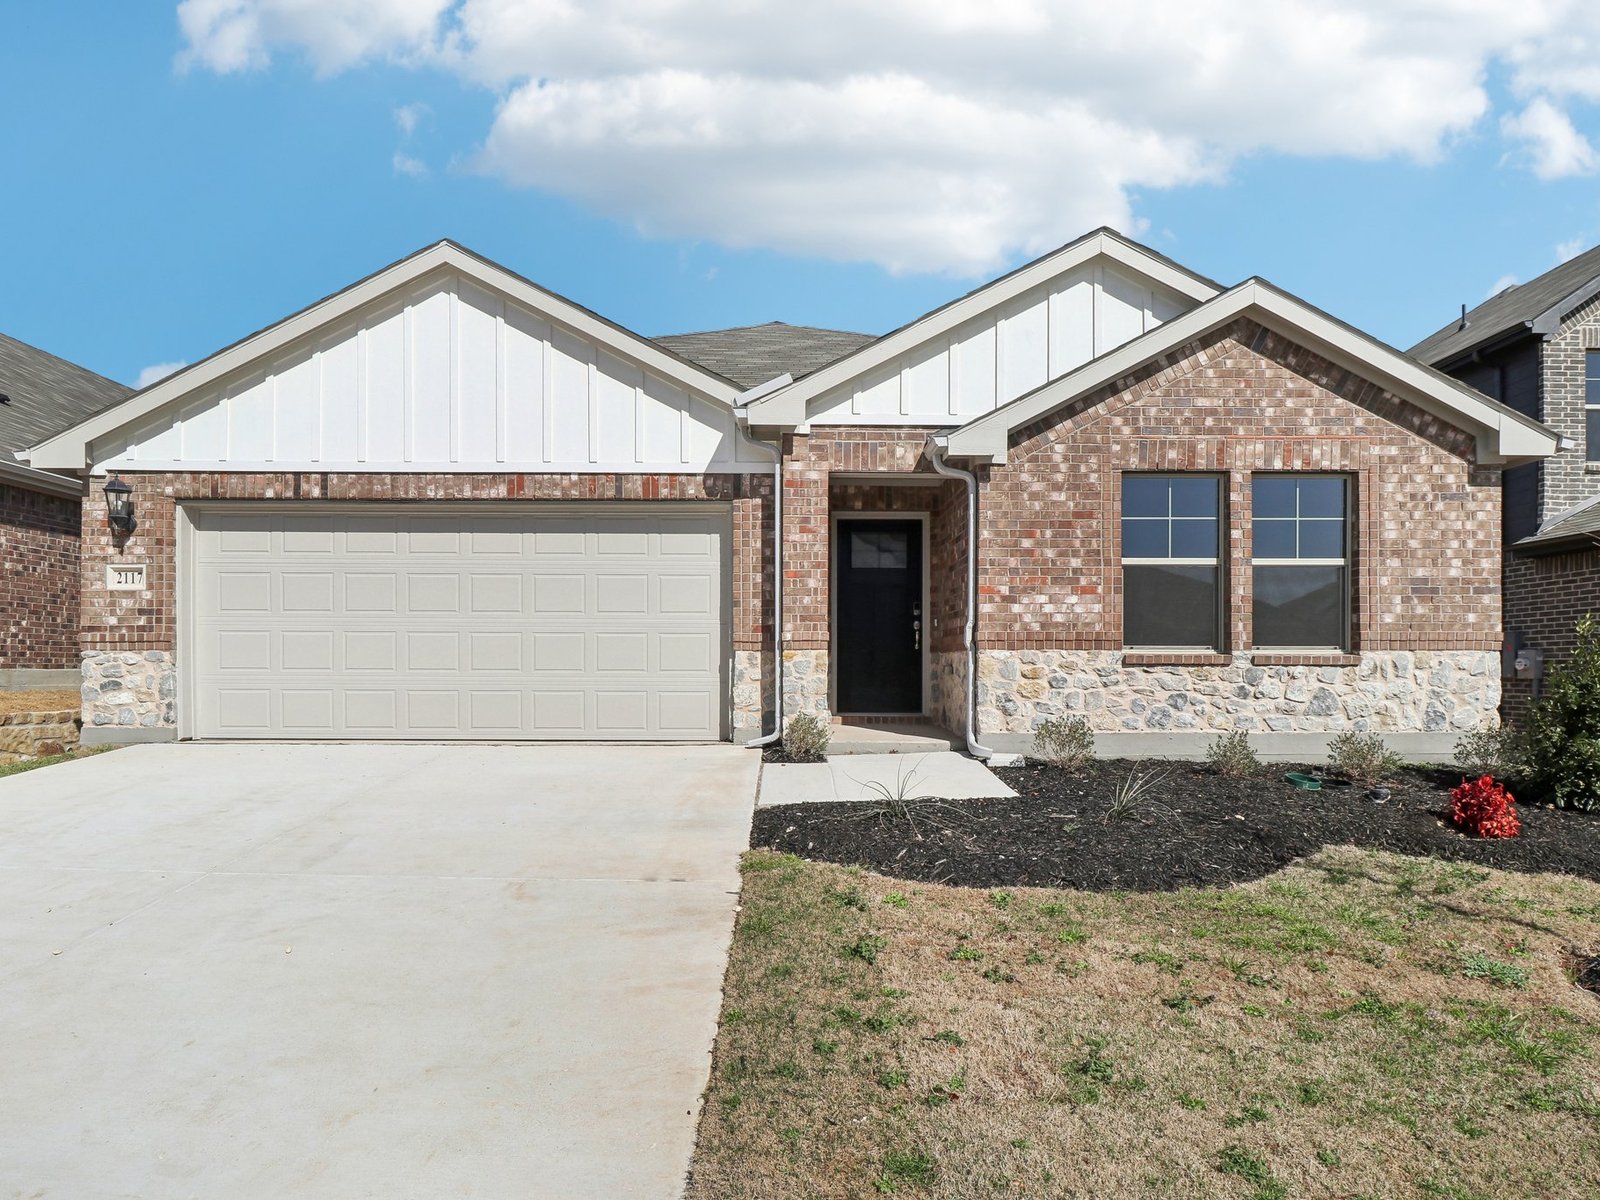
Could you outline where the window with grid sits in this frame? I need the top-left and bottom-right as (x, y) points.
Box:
(1120, 474), (1222, 649)
(1587, 350), (1600, 463)
(1251, 475), (1349, 649)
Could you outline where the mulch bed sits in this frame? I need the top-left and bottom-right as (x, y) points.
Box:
(751, 760), (1600, 891)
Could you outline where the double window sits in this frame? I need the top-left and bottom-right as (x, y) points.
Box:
(1121, 475), (1223, 649)
(1251, 475), (1349, 650)
(1119, 473), (1351, 652)
(1587, 350), (1600, 463)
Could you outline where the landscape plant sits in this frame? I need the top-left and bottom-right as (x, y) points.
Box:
(1454, 725), (1525, 780)
(781, 713), (831, 763)
(1523, 615), (1600, 811)
(1449, 775), (1521, 839)
(1204, 730), (1261, 777)
(1032, 715), (1095, 770)
(1326, 730), (1405, 786)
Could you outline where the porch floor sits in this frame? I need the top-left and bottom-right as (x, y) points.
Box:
(826, 719), (957, 756)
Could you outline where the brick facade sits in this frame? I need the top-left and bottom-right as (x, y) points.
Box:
(1502, 548), (1600, 724)
(0, 482), (82, 670)
(1535, 292), (1600, 518)
(976, 320), (1501, 654)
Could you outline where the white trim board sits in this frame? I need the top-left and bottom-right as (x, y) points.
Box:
(940, 279), (1559, 467)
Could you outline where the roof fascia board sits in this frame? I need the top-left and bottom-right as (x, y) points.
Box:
(0, 456), (86, 498)
(26, 243), (740, 470)
(1531, 273), (1600, 337)
(945, 281), (1558, 465)
(742, 230), (1222, 427)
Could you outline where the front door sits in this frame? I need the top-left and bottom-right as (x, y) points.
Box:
(835, 519), (923, 713)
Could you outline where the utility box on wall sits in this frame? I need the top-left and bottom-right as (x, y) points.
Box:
(1513, 645), (1544, 681)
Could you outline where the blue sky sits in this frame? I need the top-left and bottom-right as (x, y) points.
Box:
(3, 3), (1597, 388)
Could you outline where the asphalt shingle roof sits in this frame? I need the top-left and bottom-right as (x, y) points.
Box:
(653, 321), (876, 390)
(1411, 242), (1600, 365)
(0, 332), (130, 472)
(1515, 492), (1600, 554)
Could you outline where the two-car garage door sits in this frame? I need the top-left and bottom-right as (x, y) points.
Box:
(188, 506), (729, 741)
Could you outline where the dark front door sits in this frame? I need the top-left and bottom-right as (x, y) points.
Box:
(835, 519), (923, 713)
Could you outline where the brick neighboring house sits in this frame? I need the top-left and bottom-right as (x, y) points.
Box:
(1412, 246), (1600, 723)
(0, 334), (130, 687)
(24, 232), (1555, 756)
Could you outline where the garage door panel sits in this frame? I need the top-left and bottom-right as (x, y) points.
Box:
(189, 507), (727, 739)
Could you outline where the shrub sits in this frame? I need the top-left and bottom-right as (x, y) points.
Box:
(1523, 615), (1600, 811)
(1033, 715), (1095, 770)
(782, 713), (831, 763)
(1327, 730), (1405, 785)
(1205, 730), (1261, 777)
(1449, 775), (1521, 839)
(1454, 725), (1525, 779)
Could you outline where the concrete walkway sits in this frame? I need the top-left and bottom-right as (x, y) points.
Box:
(758, 750), (1016, 806)
(0, 742), (758, 1199)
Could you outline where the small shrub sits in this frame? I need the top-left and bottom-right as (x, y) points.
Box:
(1449, 776), (1521, 839)
(1523, 615), (1600, 810)
(1454, 725), (1524, 779)
(781, 713), (831, 763)
(1327, 730), (1405, 785)
(1106, 766), (1170, 819)
(1033, 715), (1095, 770)
(1205, 730), (1261, 777)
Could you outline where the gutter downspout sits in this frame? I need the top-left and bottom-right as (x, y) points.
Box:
(733, 372), (795, 749)
(927, 438), (999, 761)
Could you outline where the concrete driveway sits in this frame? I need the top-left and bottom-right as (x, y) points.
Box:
(0, 742), (757, 1199)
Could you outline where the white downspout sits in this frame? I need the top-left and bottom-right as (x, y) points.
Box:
(734, 373), (794, 749)
(927, 438), (999, 761)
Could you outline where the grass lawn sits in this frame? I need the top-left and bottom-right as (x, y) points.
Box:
(687, 848), (1600, 1199)
(0, 688), (80, 717)
(0, 744), (114, 780)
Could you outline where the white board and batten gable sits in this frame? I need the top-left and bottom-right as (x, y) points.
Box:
(742, 229), (1221, 430)
(31, 243), (769, 476)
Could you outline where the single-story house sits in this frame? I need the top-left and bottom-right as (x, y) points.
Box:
(24, 231), (1557, 756)
(0, 333), (130, 688)
(1411, 243), (1600, 724)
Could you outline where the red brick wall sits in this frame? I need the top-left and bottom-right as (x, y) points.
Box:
(1503, 547), (1600, 724)
(0, 483), (82, 670)
(976, 319), (1502, 655)
(80, 471), (772, 653)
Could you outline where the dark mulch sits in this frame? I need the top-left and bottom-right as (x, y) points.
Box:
(751, 760), (1600, 891)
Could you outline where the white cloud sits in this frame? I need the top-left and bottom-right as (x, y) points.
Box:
(1501, 97), (1599, 180)
(176, 0), (1600, 274)
(1557, 237), (1588, 263)
(392, 151), (429, 178)
(1485, 274), (1519, 299)
(395, 102), (429, 136)
(135, 361), (187, 389)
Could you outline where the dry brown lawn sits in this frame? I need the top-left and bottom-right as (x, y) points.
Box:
(687, 847), (1600, 1199)
(0, 689), (79, 717)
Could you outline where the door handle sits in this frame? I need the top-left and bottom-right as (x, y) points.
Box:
(912, 618), (921, 651)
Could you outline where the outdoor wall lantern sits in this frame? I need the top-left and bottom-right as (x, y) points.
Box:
(103, 474), (136, 535)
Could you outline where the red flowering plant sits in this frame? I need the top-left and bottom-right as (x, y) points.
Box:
(1449, 775), (1521, 839)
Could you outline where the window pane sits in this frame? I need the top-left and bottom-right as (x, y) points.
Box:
(1121, 519), (1169, 558)
(1252, 519), (1298, 559)
(1169, 518), (1219, 559)
(1252, 476), (1298, 519)
(851, 530), (906, 569)
(1121, 475), (1170, 518)
(1298, 519), (1345, 559)
(1168, 476), (1218, 518)
(1589, 409), (1600, 463)
(1254, 565), (1344, 648)
(1296, 477), (1346, 518)
(1588, 350), (1600, 388)
(1125, 564), (1218, 647)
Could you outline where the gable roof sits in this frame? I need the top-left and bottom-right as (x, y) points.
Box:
(1411, 243), (1600, 366)
(1513, 492), (1600, 555)
(654, 322), (875, 389)
(742, 227), (1223, 425)
(0, 332), (130, 495)
(25, 240), (743, 473)
(940, 278), (1558, 467)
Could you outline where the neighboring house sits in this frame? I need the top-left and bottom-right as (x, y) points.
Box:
(24, 232), (1555, 756)
(1411, 246), (1600, 723)
(0, 334), (130, 687)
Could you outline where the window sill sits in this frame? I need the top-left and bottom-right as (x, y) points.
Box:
(1122, 651), (1233, 667)
(1585, 462), (1600, 474)
(1250, 652), (1361, 667)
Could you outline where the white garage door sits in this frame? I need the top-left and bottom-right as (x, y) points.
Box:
(187, 505), (729, 740)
